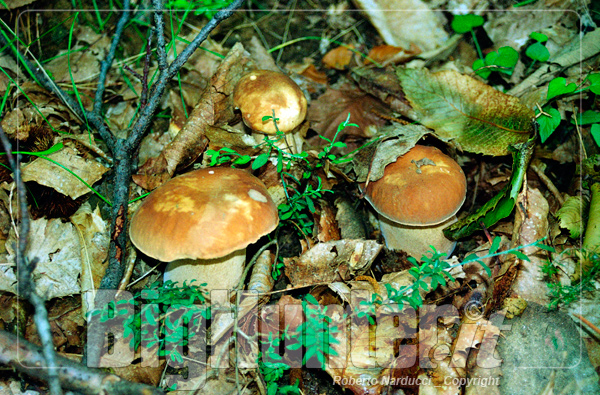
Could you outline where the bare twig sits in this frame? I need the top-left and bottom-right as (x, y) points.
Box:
(93, 0), (132, 117)
(0, 330), (164, 395)
(0, 126), (62, 395)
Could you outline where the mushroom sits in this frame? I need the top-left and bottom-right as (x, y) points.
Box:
(129, 167), (279, 291)
(363, 145), (467, 259)
(233, 69), (307, 153)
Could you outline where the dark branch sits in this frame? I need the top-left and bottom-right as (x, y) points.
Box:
(0, 127), (62, 395)
(93, 0), (132, 117)
(125, 0), (244, 153)
(152, 1), (168, 71)
(0, 330), (164, 395)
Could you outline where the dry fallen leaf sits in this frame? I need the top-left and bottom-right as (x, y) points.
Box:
(308, 84), (389, 144)
(322, 45), (354, 70)
(70, 202), (109, 316)
(284, 239), (382, 287)
(21, 146), (109, 200)
(2, 217), (81, 299)
(511, 186), (551, 305)
(353, 0), (449, 52)
(133, 42), (248, 190)
(366, 43), (421, 66)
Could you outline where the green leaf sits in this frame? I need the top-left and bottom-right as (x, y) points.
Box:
(573, 110), (600, 125)
(529, 31), (548, 43)
(557, 195), (588, 238)
(451, 14), (484, 34)
(547, 77), (577, 101)
(587, 73), (600, 95)
(536, 107), (561, 143)
(474, 46), (519, 79)
(592, 124), (600, 147)
(478, 260), (492, 277)
(252, 153), (270, 170)
(511, 250), (530, 261)
(444, 135), (535, 239)
(473, 58), (490, 79)
(489, 236), (501, 254)
(525, 42), (550, 62)
(396, 68), (533, 155)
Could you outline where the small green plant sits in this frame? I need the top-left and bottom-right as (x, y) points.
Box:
(382, 236), (553, 310)
(259, 330), (301, 395)
(473, 46), (519, 79)
(89, 280), (210, 366)
(207, 113), (360, 239)
(452, 14), (519, 79)
(537, 72), (600, 143)
(525, 31), (550, 65)
(299, 294), (340, 368)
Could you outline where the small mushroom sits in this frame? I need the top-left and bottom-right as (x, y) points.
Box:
(129, 167), (279, 291)
(363, 145), (467, 259)
(233, 69), (307, 152)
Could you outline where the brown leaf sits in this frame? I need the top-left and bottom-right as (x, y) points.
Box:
(366, 43), (421, 66)
(322, 45), (354, 70)
(284, 240), (382, 287)
(3, 218), (82, 299)
(351, 66), (417, 118)
(315, 200), (341, 243)
(133, 43), (249, 190)
(21, 146), (109, 200)
(308, 84), (389, 144)
(510, 186), (550, 304)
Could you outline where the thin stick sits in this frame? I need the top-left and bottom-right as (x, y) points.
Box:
(0, 126), (62, 395)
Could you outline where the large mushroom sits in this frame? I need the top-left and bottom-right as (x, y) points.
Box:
(129, 167), (279, 291)
(363, 145), (467, 259)
(233, 69), (307, 153)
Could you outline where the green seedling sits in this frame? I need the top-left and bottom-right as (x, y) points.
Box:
(473, 46), (519, 79)
(546, 77), (577, 101)
(525, 31), (550, 63)
(537, 73), (600, 144)
(451, 14), (485, 60)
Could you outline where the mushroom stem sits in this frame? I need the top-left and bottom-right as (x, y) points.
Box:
(378, 216), (458, 260)
(164, 248), (246, 291)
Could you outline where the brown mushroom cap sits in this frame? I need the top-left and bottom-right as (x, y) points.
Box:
(129, 167), (279, 262)
(364, 145), (467, 226)
(233, 70), (307, 134)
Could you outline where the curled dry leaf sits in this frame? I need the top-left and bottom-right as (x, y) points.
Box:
(133, 43), (248, 190)
(397, 68), (534, 156)
(284, 239), (382, 287)
(351, 66), (417, 118)
(308, 84), (390, 144)
(353, 0), (448, 52)
(366, 43), (421, 66)
(315, 200), (341, 243)
(2, 217), (81, 299)
(322, 45), (354, 70)
(70, 202), (109, 316)
(510, 187), (550, 305)
(21, 146), (109, 200)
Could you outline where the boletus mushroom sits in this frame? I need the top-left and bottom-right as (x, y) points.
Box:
(363, 145), (467, 259)
(233, 69), (307, 152)
(129, 167), (279, 291)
